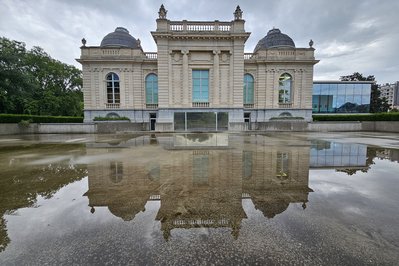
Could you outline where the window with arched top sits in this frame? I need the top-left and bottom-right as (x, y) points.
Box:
(145, 74), (158, 104)
(106, 73), (120, 104)
(244, 74), (254, 104)
(279, 73), (292, 103)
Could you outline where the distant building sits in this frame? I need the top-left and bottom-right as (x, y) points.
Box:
(77, 5), (318, 131)
(312, 81), (373, 113)
(380, 82), (399, 109)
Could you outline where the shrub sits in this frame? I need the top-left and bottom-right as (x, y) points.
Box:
(313, 113), (399, 121)
(18, 119), (32, 127)
(93, 116), (130, 121)
(270, 116), (304, 120)
(0, 114), (83, 123)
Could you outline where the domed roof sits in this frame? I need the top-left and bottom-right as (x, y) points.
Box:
(254, 28), (295, 52)
(100, 27), (140, 49)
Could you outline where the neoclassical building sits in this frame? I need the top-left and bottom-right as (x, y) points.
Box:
(78, 5), (318, 131)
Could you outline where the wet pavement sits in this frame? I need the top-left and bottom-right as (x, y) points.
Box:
(0, 132), (399, 265)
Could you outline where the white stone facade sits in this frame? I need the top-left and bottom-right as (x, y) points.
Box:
(380, 82), (399, 109)
(77, 5), (318, 131)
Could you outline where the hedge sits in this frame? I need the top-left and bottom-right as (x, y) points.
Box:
(313, 113), (399, 121)
(0, 114), (83, 123)
(270, 116), (304, 120)
(93, 116), (130, 121)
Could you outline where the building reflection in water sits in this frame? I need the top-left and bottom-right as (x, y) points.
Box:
(84, 133), (313, 239)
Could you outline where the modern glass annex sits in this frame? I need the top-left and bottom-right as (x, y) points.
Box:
(312, 81), (373, 113)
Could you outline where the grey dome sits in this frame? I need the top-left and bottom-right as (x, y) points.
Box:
(100, 27), (140, 49)
(254, 28), (295, 52)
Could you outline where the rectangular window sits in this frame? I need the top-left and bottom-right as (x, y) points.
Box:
(192, 70), (209, 102)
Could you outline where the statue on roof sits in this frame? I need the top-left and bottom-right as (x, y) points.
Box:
(158, 4), (167, 19)
(234, 5), (243, 20)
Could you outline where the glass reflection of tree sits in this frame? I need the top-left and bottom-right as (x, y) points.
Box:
(0, 217), (10, 252)
(110, 162), (123, 183)
(276, 152), (289, 180)
(0, 146), (87, 253)
(336, 147), (387, 175)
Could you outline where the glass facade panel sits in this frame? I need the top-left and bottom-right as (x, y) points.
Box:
(313, 84), (321, 95)
(192, 70), (209, 102)
(313, 82), (372, 113)
(353, 84), (362, 95)
(329, 84), (338, 96)
(174, 112), (185, 131)
(345, 84), (354, 95)
(174, 112), (228, 131)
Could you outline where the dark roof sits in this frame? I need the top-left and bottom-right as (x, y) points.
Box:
(100, 27), (140, 49)
(254, 28), (295, 53)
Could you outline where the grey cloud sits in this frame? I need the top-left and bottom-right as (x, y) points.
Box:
(1, 0), (398, 83)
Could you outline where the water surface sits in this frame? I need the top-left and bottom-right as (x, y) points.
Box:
(0, 132), (398, 265)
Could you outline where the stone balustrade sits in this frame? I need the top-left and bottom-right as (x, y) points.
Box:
(105, 103), (120, 109)
(145, 52), (158, 59)
(169, 20), (232, 32)
(192, 102), (210, 108)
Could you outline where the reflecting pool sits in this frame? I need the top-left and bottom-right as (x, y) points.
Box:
(0, 132), (399, 265)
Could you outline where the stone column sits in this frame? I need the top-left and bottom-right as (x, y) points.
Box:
(229, 51), (234, 105)
(213, 50), (220, 106)
(182, 50), (189, 106)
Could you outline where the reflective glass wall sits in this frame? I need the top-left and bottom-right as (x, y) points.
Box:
(312, 82), (372, 113)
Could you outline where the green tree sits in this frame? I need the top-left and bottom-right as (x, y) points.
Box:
(0, 37), (83, 116)
(339, 72), (389, 113)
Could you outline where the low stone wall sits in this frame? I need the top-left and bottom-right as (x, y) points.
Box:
(362, 121), (399, 132)
(308, 121), (362, 132)
(0, 123), (38, 135)
(96, 122), (147, 133)
(256, 121), (308, 131)
(1, 121), (398, 134)
(0, 123), (95, 135)
(38, 123), (96, 134)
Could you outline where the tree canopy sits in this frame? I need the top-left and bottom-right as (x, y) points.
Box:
(340, 72), (389, 113)
(0, 37), (83, 116)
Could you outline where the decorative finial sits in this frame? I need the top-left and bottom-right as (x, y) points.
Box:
(309, 39), (314, 48)
(81, 38), (86, 47)
(234, 5), (243, 20)
(137, 38), (141, 48)
(158, 4), (167, 19)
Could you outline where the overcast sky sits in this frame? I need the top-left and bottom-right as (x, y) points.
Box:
(1, 0), (399, 84)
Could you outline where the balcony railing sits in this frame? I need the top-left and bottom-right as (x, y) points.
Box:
(105, 103), (120, 109)
(278, 103), (293, 108)
(192, 102), (209, 108)
(244, 103), (254, 109)
(145, 52), (157, 59)
(146, 103), (158, 109)
(169, 21), (232, 32)
(244, 53), (254, 60)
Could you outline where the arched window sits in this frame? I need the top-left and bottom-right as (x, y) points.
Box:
(145, 74), (158, 104)
(106, 73), (120, 104)
(243, 74), (254, 104)
(279, 73), (292, 103)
